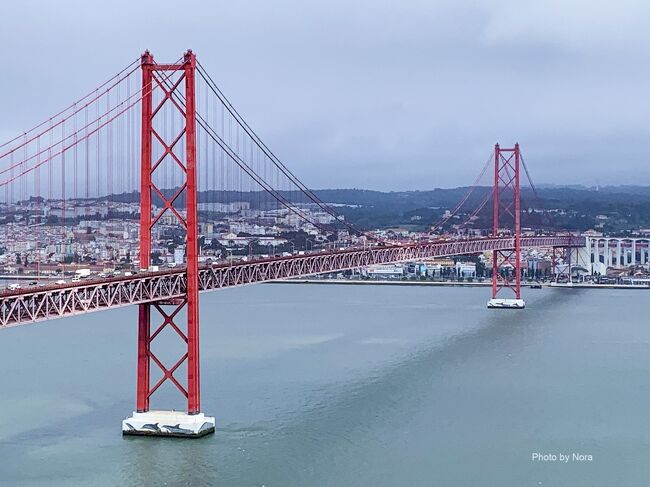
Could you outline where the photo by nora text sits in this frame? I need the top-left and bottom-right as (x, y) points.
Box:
(531, 452), (594, 463)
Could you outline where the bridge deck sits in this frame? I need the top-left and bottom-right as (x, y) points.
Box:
(0, 236), (583, 328)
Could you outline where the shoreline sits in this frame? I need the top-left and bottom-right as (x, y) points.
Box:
(271, 279), (650, 290)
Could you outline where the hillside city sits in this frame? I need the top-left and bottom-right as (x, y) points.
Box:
(2, 193), (650, 288)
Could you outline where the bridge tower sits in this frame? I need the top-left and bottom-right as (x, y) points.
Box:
(122, 50), (215, 437)
(487, 143), (525, 309)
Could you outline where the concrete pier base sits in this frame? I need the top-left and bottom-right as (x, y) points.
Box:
(122, 410), (215, 438)
(487, 298), (526, 309)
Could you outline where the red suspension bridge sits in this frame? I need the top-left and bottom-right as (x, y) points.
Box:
(0, 51), (583, 437)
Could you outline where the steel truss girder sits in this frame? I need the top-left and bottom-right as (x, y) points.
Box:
(0, 236), (584, 329)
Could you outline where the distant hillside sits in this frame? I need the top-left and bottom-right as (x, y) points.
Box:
(312, 186), (650, 232)
(105, 185), (650, 233)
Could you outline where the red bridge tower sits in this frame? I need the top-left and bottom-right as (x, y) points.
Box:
(122, 51), (215, 437)
(487, 143), (525, 309)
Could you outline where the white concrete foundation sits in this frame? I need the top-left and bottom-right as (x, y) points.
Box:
(487, 298), (526, 309)
(122, 410), (215, 438)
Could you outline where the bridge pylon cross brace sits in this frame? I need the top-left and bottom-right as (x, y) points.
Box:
(146, 302), (190, 401)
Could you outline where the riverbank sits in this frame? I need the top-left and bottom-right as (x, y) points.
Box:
(272, 279), (650, 290)
(274, 279), (498, 287)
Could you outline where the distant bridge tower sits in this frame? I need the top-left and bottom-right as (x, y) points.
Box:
(122, 51), (215, 437)
(487, 143), (525, 309)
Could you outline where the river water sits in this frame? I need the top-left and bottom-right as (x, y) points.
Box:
(0, 284), (648, 486)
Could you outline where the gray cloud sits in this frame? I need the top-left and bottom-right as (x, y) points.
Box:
(1, 0), (648, 190)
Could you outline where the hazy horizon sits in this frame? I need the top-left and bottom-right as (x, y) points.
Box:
(52, 183), (650, 198)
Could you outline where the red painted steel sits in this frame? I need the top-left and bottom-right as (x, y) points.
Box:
(183, 50), (201, 414)
(491, 143), (522, 300)
(137, 51), (154, 412)
(136, 50), (201, 415)
(139, 51), (153, 268)
(136, 304), (150, 411)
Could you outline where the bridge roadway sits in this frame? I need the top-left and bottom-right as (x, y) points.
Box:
(0, 235), (584, 328)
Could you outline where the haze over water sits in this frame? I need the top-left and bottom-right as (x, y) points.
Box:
(0, 284), (648, 486)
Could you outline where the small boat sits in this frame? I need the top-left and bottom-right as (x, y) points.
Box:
(529, 283), (542, 289)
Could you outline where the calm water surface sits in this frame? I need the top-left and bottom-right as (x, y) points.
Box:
(0, 284), (649, 486)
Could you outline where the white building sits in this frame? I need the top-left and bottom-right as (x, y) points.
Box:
(366, 264), (404, 278)
(575, 236), (650, 274)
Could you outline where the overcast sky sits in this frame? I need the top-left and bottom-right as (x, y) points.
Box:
(1, 0), (649, 190)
